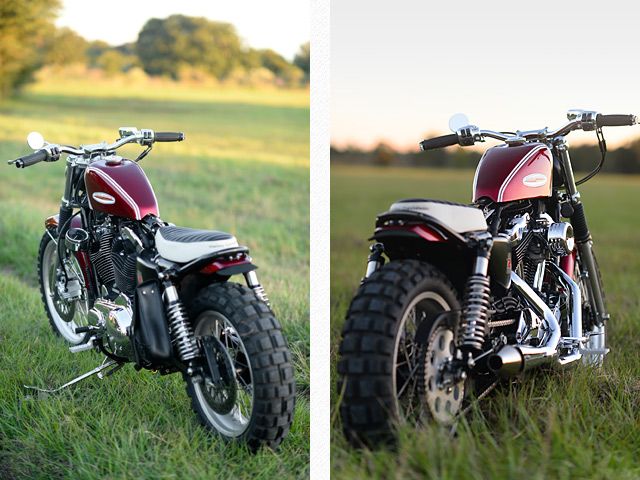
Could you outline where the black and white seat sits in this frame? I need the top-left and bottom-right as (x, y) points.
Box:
(155, 226), (239, 263)
(389, 199), (487, 233)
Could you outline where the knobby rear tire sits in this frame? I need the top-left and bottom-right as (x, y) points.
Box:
(184, 282), (296, 451)
(337, 259), (465, 447)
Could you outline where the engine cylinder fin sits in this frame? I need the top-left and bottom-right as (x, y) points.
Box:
(111, 237), (137, 295)
(90, 229), (115, 285)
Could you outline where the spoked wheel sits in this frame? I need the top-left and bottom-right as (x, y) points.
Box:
(184, 283), (295, 451)
(394, 291), (464, 425)
(38, 229), (89, 344)
(420, 321), (465, 425)
(339, 259), (468, 447)
(192, 310), (255, 438)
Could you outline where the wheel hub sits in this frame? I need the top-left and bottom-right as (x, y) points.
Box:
(200, 335), (238, 415)
(422, 326), (465, 424)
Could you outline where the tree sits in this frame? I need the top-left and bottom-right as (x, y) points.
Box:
(373, 142), (396, 167)
(256, 48), (304, 86)
(294, 42), (310, 78)
(0, 0), (60, 97)
(44, 27), (87, 66)
(95, 50), (138, 75)
(136, 15), (242, 79)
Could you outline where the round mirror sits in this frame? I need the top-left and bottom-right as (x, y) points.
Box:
(448, 113), (470, 133)
(27, 131), (45, 150)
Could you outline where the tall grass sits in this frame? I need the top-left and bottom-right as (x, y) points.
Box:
(330, 164), (640, 479)
(0, 79), (309, 479)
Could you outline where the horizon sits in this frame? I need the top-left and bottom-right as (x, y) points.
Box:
(332, 0), (640, 150)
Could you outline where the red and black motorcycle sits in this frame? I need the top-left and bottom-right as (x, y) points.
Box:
(338, 110), (636, 445)
(7, 128), (295, 450)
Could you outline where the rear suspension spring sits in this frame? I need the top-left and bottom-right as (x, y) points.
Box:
(164, 285), (199, 362)
(458, 274), (491, 351)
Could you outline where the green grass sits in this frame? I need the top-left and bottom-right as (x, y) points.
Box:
(330, 164), (640, 479)
(0, 79), (309, 479)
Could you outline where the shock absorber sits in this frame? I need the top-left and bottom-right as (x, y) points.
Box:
(244, 271), (270, 307)
(457, 234), (493, 352)
(164, 284), (199, 364)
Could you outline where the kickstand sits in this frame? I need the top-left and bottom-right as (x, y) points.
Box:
(24, 358), (120, 395)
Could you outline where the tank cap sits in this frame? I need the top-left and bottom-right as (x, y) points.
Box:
(104, 155), (123, 165)
(504, 136), (526, 146)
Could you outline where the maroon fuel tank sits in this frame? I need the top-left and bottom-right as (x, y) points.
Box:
(85, 157), (159, 220)
(472, 143), (553, 203)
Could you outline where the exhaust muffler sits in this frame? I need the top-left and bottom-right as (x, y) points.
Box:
(488, 271), (562, 376)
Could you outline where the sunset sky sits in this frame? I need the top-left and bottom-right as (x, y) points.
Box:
(56, 0), (309, 60)
(332, 0), (640, 151)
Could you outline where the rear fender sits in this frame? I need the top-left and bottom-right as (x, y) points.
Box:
(371, 210), (510, 293)
(371, 212), (474, 293)
(167, 247), (258, 307)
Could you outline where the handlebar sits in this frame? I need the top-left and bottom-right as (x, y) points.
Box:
(13, 149), (49, 168)
(7, 128), (185, 168)
(596, 114), (636, 128)
(420, 111), (637, 151)
(419, 134), (458, 151)
(154, 131), (185, 142)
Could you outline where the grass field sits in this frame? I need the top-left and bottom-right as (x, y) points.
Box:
(330, 164), (640, 479)
(0, 78), (309, 479)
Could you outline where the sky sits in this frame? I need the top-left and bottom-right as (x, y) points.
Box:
(56, 0), (309, 60)
(332, 0), (640, 150)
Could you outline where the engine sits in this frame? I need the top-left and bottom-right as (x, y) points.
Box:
(89, 220), (139, 297)
(86, 219), (142, 360)
(505, 213), (575, 290)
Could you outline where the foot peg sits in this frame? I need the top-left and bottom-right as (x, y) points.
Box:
(24, 358), (120, 395)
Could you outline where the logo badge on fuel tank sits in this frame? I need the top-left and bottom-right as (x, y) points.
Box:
(522, 173), (548, 188)
(92, 192), (116, 205)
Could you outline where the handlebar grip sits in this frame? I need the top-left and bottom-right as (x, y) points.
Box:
(595, 114), (637, 128)
(420, 134), (459, 151)
(13, 149), (49, 168)
(154, 132), (185, 142)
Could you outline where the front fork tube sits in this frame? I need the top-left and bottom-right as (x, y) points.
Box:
(244, 271), (270, 307)
(557, 142), (608, 326)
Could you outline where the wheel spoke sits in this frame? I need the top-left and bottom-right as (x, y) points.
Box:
(397, 361), (420, 397)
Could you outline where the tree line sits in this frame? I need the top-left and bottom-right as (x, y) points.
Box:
(331, 138), (640, 174)
(0, 0), (310, 98)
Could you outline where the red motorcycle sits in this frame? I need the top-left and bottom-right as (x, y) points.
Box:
(338, 110), (636, 445)
(7, 128), (295, 450)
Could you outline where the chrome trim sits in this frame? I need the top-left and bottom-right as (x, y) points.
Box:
(501, 272), (561, 369)
(533, 260), (546, 291)
(548, 222), (575, 256)
(549, 262), (583, 365)
(505, 213), (530, 243)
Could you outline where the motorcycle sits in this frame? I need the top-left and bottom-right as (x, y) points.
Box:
(338, 110), (636, 446)
(6, 128), (295, 451)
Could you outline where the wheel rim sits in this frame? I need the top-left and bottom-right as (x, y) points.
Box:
(41, 238), (88, 344)
(193, 311), (254, 438)
(392, 291), (461, 423)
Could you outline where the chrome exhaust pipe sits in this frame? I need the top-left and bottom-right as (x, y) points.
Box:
(488, 272), (561, 375)
(487, 345), (523, 376)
